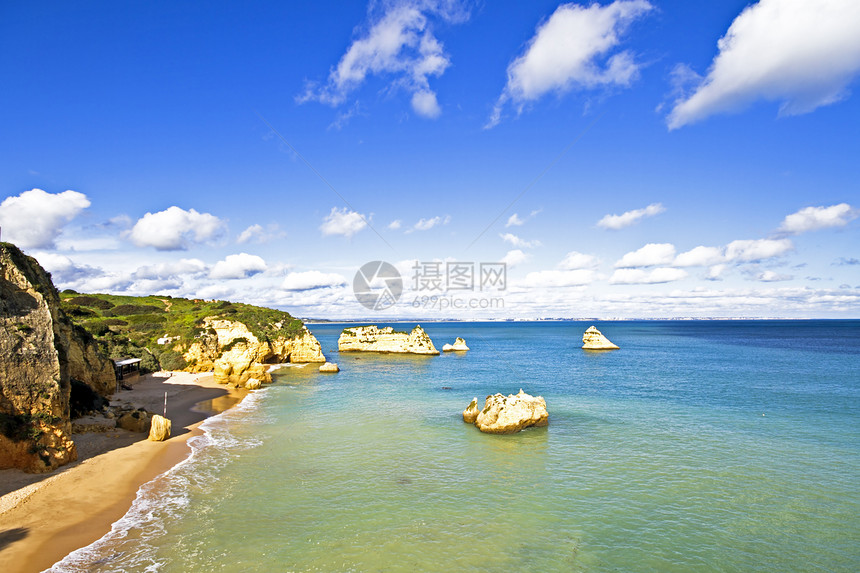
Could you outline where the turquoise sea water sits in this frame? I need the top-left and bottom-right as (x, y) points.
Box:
(53, 321), (859, 572)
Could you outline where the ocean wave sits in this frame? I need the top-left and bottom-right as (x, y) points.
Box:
(47, 389), (267, 573)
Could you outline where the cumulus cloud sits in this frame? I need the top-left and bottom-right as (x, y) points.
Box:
(609, 267), (688, 284)
(834, 257), (860, 266)
(500, 233), (541, 248)
(505, 209), (541, 227)
(408, 214), (450, 232)
(298, 1), (467, 118)
(501, 249), (530, 268)
(320, 207), (369, 238)
(31, 252), (103, 283)
(615, 243), (676, 268)
(282, 270), (347, 291)
(597, 202), (664, 230)
(128, 206), (225, 251)
(779, 203), (857, 234)
(558, 251), (599, 270)
(388, 219), (402, 230)
(673, 245), (725, 267)
(488, 0), (653, 127)
(133, 259), (208, 280)
(725, 238), (793, 262)
(209, 253), (268, 280)
(757, 270), (793, 282)
(521, 269), (596, 288)
(237, 224), (263, 244)
(668, 0), (860, 129)
(706, 264), (727, 281)
(0, 189), (90, 249)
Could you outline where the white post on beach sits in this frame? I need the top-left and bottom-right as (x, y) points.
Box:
(163, 391), (168, 417)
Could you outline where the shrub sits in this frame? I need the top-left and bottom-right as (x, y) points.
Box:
(67, 296), (114, 310)
(105, 304), (165, 316)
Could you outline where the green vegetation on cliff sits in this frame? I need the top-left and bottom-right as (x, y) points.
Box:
(60, 292), (305, 373)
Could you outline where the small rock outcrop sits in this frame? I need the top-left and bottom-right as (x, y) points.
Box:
(581, 326), (619, 350)
(462, 398), (479, 424)
(467, 390), (548, 434)
(148, 414), (171, 441)
(245, 378), (262, 390)
(338, 325), (439, 355)
(443, 337), (470, 352)
(116, 409), (152, 433)
(319, 362), (339, 373)
(183, 319), (326, 387)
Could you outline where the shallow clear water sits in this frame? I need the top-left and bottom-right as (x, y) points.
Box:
(53, 321), (860, 572)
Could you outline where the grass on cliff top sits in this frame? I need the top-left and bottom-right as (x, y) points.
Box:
(59, 292), (305, 373)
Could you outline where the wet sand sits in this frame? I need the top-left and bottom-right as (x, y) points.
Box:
(0, 372), (247, 573)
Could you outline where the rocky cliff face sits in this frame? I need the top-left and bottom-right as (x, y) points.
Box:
(337, 325), (439, 355)
(181, 317), (325, 386)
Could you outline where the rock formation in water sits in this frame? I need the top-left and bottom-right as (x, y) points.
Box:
(148, 414), (171, 441)
(1, 242), (115, 472)
(319, 362), (339, 373)
(245, 378), (262, 390)
(442, 337), (470, 352)
(462, 398), (479, 424)
(338, 325), (439, 355)
(581, 326), (619, 350)
(467, 389), (548, 434)
(182, 318), (326, 386)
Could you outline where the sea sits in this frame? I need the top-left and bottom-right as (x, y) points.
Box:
(51, 321), (859, 572)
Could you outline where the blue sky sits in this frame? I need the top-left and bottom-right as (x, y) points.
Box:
(1, 0), (858, 318)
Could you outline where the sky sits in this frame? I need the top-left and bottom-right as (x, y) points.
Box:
(1, 0), (859, 319)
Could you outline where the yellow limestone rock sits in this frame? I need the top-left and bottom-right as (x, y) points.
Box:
(472, 389), (548, 434)
(245, 378), (262, 390)
(338, 325), (439, 355)
(443, 337), (470, 352)
(463, 398), (479, 424)
(581, 326), (619, 350)
(319, 362), (339, 373)
(183, 318), (326, 386)
(148, 415), (172, 441)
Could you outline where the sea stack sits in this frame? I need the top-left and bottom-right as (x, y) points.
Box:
(468, 390), (549, 434)
(581, 326), (619, 350)
(337, 325), (439, 355)
(442, 337), (470, 352)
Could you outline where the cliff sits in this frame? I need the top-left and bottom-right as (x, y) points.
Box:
(182, 317), (325, 386)
(1, 243), (114, 472)
(337, 325), (439, 355)
(581, 326), (619, 350)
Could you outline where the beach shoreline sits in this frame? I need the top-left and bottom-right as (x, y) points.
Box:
(0, 371), (248, 573)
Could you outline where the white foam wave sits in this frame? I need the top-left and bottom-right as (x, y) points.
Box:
(47, 389), (268, 572)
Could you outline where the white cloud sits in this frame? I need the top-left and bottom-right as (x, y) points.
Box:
(501, 249), (530, 267)
(779, 203), (857, 234)
(320, 207), (369, 238)
(506, 213), (525, 227)
(0, 189), (90, 249)
(209, 253), (267, 280)
(500, 232), (541, 248)
(521, 269), (596, 288)
(706, 264), (727, 281)
(597, 202), (665, 230)
(725, 238), (793, 262)
(299, 1), (467, 118)
(615, 243), (676, 268)
(128, 206), (225, 251)
(31, 252), (102, 283)
(558, 251), (599, 270)
(388, 219), (402, 230)
(237, 224), (264, 244)
(609, 267), (688, 284)
(409, 214), (450, 232)
(488, 0), (653, 127)
(133, 259), (208, 280)
(673, 245), (725, 267)
(668, 0), (860, 129)
(282, 270), (347, 291)
(757, 270), (793, 282)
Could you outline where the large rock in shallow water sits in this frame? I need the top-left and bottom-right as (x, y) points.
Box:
(462, 398), (479, 424)
(581, 325), (619, 350)
(338, 325), (439, 355)
(443, 337), (470, 352)
(471, 390), (548, 434)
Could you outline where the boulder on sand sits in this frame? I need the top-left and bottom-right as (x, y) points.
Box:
(148, 414), (172, 441)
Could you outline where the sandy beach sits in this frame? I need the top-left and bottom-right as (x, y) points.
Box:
(0, 371), (247, 573)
